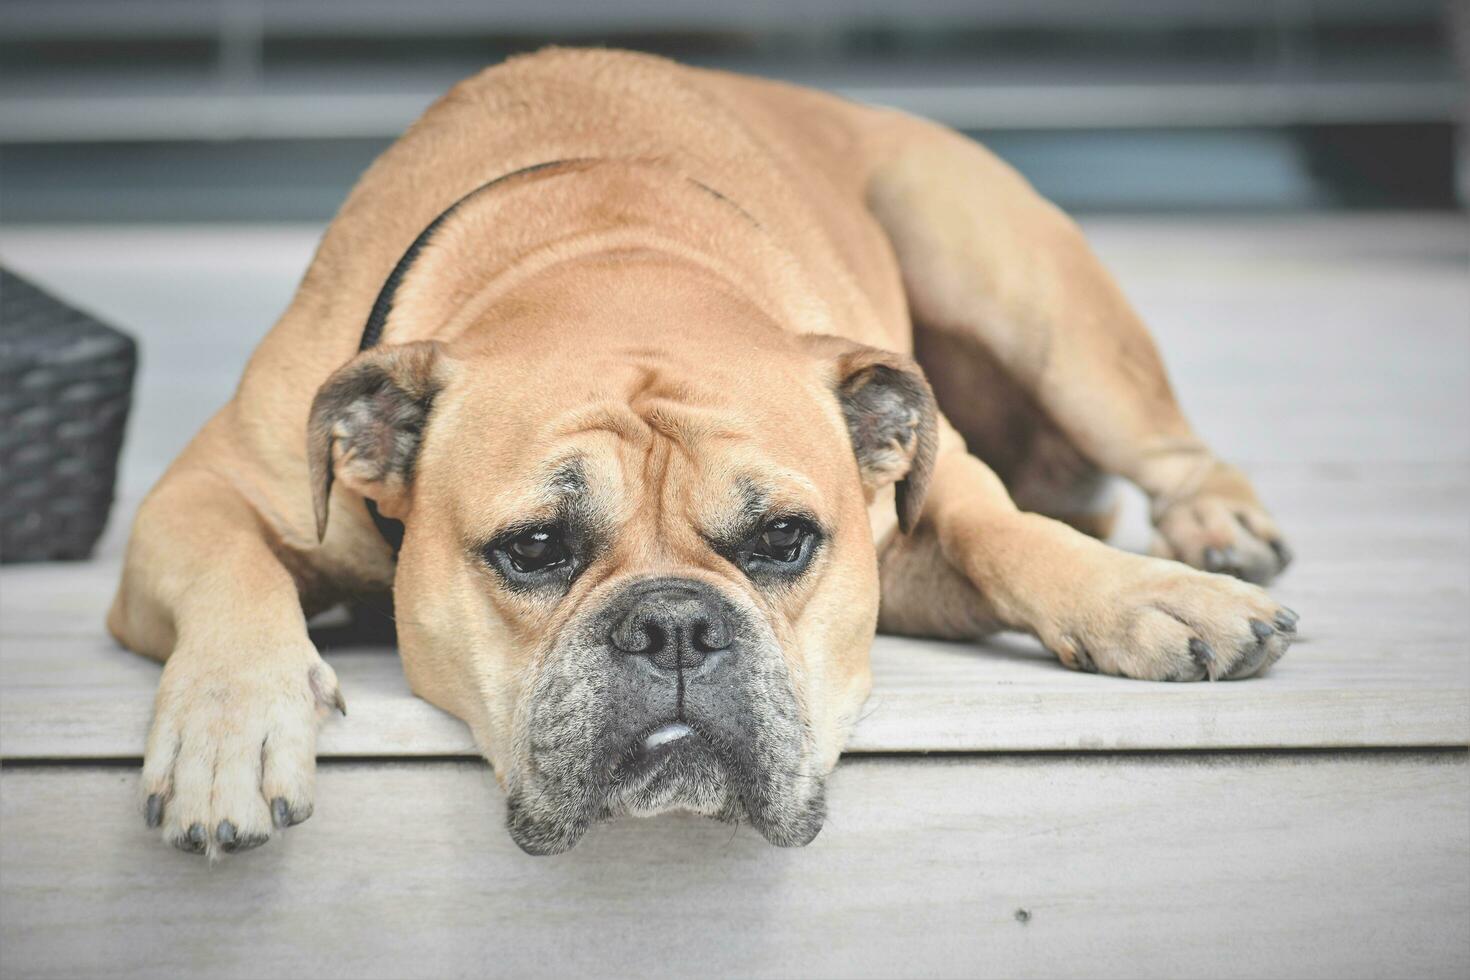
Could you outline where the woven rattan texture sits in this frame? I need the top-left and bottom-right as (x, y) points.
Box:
(0, 269), (135, 562)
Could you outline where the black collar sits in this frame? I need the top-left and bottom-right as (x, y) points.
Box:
(356, 160), (579, 554)
(353, 158), (759, 555)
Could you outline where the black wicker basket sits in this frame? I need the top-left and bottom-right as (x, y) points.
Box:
(0, 268), (137, 563)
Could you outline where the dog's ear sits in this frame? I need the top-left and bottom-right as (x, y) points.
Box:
(306, 341), (447, 542)
(802, 335), (938, 533)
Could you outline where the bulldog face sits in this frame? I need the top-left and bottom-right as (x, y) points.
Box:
(307, 263), (935, 853)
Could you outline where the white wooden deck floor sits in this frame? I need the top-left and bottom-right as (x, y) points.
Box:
(1, 216), (1467, 978)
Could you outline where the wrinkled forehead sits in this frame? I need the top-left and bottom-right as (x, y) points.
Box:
(423, 360), (849, 538)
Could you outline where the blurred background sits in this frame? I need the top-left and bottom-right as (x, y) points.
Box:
(0, 0), (1465, 220)
(0, 0), (1466, 513)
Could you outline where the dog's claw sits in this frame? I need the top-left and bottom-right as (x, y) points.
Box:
(1188, 638), (1216, 681)
(145, 794), (163, 829)
(271, 796), (311, 828)
(1274, 607), (1299, 632)
(1203, 546), (1246, 578)
(1064, 638), (1098, 674)
(1076, 644), (1097, 673)
(216, 820), (266, 853)
(173, 822), (208, 854)
(333, 688), (348, 717)
(1269, 539), (1294, 571)
(1223, 619), (1284, 680)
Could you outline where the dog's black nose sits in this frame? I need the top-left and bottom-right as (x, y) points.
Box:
(610, 584), (732, 671)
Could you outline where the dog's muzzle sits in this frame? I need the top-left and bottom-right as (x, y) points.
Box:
(505, 576), (826, 855)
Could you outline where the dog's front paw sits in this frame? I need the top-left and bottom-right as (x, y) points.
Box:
(1042, 556), (1298, 681)
(140, 644), (344, 857)
(1150, 461), (1292, 585)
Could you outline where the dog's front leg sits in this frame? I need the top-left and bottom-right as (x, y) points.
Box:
(919, 448), (1297, 681)
(108, 468), (343, 856)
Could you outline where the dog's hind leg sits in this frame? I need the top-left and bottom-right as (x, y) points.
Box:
(876, 336), (1123, 641)
(861, 118), (1291, 584)
(914, 326), (1120, 542)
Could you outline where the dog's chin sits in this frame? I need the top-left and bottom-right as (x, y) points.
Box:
(505, 724), (828, 856)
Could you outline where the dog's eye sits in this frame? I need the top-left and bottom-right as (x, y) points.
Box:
(747, 518), (815, 566)
(504, 528), (568, 573)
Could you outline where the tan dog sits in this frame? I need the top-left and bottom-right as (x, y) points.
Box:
(109, 48), (1296, 857)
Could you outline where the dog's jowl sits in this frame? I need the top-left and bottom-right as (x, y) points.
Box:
(110, 48), (1297, 857)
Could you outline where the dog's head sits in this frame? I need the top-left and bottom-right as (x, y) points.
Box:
(306, 260), (935, 853)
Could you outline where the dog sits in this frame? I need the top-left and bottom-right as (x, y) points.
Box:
(109, 48), (1297, 857)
